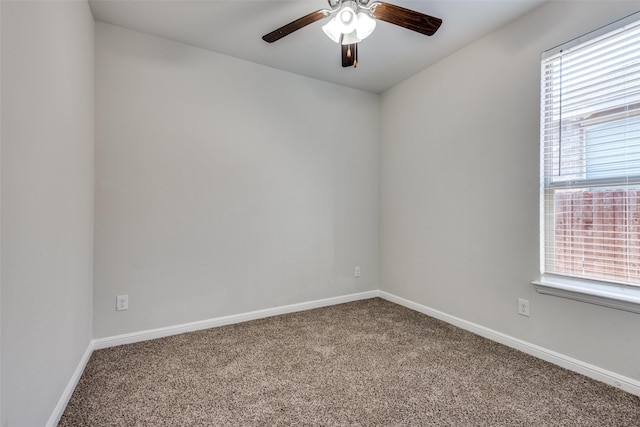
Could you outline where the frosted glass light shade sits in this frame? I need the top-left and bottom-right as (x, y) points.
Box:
(322, 17), (342, 43)
(341, 30), (360, 45)
(336, 8), (357, 34)
(355, 12), (376, 40)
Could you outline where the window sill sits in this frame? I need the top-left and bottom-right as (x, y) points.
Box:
(532, 276), (640, 314)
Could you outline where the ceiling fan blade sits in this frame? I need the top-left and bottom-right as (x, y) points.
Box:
(262, 10), (329, 43)
(342, 43), (358, 68)
(370, 2), (442, 36)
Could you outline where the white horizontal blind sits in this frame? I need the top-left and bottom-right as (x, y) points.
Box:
(541, 14), (640, 287)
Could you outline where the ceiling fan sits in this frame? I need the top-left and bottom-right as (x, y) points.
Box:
(262, 0), (442, 68)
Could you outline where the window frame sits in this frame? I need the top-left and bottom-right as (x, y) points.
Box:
(535, 12), (640, 313)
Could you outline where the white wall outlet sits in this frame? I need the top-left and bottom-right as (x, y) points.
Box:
(518, 298), (530, 317)
(354, 266), (361, 277)
(116, 295), (129, 311)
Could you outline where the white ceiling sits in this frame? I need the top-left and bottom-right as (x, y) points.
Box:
(89, 0), (545, 93)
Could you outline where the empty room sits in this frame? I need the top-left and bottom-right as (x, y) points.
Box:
(2, 0), (640, 425)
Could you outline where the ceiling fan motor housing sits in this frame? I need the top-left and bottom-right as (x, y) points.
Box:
(329, 0), (372, 7)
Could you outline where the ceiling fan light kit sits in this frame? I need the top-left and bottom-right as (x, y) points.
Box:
(262, 0), (442, 68)
(322, 1), (375, 44)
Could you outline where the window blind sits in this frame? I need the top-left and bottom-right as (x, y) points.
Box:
(541, 14), (640, 287)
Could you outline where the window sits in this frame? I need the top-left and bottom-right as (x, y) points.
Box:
(539, 13), (640, 310)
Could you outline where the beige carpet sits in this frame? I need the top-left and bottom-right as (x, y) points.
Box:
(60, 298), (640, 426)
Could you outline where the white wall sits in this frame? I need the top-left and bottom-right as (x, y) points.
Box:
(0, 1), (94, 426)
(380, 1), (640, 381)
(94, 23), (380, 338)
(0, 2), (3, 423)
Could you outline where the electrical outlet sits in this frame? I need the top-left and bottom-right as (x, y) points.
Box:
(354, 266), (361, 277)
(116, 295), (128, 311)
(518, 298), (530, 317)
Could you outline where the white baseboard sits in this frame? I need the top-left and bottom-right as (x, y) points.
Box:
(49, 288), (640, 426)
(93, 290), (379, 350)
(46, 340), (95, 427)
(378, 291), (640, 397)
(48, 290), (378, 425)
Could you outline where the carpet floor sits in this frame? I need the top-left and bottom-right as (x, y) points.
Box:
(59, 298), (640, 426)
